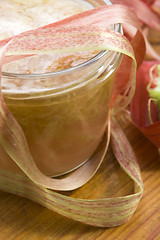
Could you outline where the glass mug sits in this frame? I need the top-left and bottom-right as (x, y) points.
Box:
(0, 0), (122, 176)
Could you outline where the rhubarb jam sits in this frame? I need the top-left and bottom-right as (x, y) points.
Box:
(0, 0), (121, 176)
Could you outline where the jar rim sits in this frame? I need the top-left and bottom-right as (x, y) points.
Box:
(2, 50), (109, 78)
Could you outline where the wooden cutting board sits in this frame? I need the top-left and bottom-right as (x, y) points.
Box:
(0, 30), (160, 240)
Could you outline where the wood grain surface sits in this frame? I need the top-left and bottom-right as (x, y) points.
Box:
(0, 30), (160, 240)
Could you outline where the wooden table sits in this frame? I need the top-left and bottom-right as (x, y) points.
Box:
(0, 30), (160, 240)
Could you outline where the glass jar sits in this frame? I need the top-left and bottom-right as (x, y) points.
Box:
(0, 0), (122, 176)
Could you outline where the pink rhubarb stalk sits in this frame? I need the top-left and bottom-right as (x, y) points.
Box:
(131, 61), (160, 148)
(112, 0), (160, 60)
